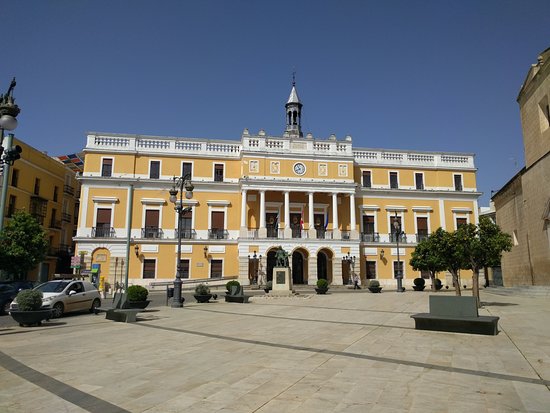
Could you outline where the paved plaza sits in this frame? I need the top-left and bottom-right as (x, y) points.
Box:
(1, 287), (549, 413)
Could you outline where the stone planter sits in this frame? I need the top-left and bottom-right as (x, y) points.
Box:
(315, 288), (329, 295)
(127, 300), (150, 309)
(194, 294), (213, 303)
(10, 309), (52, 327)
(413, 285), (425, 291)
(368, 287), (383, 293)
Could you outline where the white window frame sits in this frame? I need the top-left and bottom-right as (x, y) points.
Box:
(213, 162), (225, 182)
(209, 258), (224, 279)
(149, 159), (162, 179)
(389, 171), (399, 189)
(100, 157), (114, 177)
(414, 172), (425, 190)
(142, 258), (157, 279)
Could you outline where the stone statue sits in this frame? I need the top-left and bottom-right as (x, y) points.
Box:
(275, 246), (289, 268)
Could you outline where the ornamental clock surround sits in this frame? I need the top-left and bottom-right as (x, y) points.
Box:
(293, 162), (306, 175)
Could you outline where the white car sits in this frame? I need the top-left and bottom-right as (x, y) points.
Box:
(10, 280), (101, 318)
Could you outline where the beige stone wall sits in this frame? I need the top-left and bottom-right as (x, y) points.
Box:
(494, 176), (532, 286)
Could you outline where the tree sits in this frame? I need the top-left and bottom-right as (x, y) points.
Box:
(433, 227), (466, 296)
(456, 217), (512, 307)
(0, 211), (48, 280)
(409, 231), (447, 291)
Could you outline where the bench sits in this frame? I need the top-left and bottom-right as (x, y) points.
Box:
(225, 285), (251, 303)
(411, 296), (499, 335)
(94, 292), (143, 323)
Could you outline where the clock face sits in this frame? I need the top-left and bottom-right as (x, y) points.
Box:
(293, 162), (306, 175)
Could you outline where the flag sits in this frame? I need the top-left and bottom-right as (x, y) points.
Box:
(324, 214), (329, 230)
(300, 218), (304, 229)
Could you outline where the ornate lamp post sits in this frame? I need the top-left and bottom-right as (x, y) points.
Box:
(342, 252), (356, 285)
(0, 78), (22, 233)
(393, 212), (404, 292)
(168, 174), (194, 308)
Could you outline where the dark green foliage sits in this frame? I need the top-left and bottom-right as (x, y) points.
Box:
(316, 278), (329, 289)
(434, 278), (443, 290)
(413, 277), (425, 287)
(16, 289), (43, 311)
(195, 283), (210, 295)
(368, 279), (380, 288)
(127, 285), (148, 301)
(226, 280), (240, 292)
(0, 211), (48, 280)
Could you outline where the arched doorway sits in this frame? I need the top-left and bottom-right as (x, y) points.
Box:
(292, 251), (304, 284)
(317, 248), (333, 284)
(266, 249), (277, 282)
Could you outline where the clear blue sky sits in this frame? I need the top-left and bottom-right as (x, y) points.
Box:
(2, 0), (550, 206)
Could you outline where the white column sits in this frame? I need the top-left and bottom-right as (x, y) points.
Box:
(350, 193), (358, 239)
(308, 192), (316, 238)
(332, 193), (341, 238)
(258, 190), (267, 237)
(240, 190), (247, 228)
(284, 191), (291, 238)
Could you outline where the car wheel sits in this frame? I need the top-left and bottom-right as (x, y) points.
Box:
(90, 298), (101, 313)
(52, 302), (64, 318)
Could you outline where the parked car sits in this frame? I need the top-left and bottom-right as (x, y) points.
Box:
(0, 281), (34, 315)
(10, 280), (101, 318)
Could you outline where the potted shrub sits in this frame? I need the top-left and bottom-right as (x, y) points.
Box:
(194, 283), (213, 303)
(315, 278), (329, 294)
(264, 280), (272, 294)
(226, 280), (240, 295)
(9, 289), (51, 326)
(413, 277), (426, 291)
(367, 279), (383, 293)
(127, 285), (150, 309)
(433, 278), (443, 291)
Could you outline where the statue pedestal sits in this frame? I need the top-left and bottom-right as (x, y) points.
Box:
(271, 267), (293, 296)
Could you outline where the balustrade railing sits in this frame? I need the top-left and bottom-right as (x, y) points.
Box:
(142, 227), (164, 239)
(92, 226), (115, 238)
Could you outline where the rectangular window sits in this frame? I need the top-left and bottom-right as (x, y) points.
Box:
(415, 173), (424, 190)
(50, 208), (57, 228)
(362, 215), (376, 241)
(101, 158), (113, 177)
(210, 259), (223, 278)
(34, 178), (40, 195)
(180, 209), (193, 239)
(182, 162), (192, 178)
(390, 172), (398, 189)
(454, 175), (463, 191)
(214, 164), (224, 182)
(143, 259), (156, 279)
(210, 211), (225, 239)
(416, 217), (428, 241)
(144, 209), (160, 238)
(456, 217), (468, 228)
(178, 259), (190, 279)
(53, 186), (59, 202)
(150, 161), (160, 179)
(362, 171), (371, 188)
(393, 261), (404, 279)
(94, 208), (112, 237)
(7, 195), (16, 217)
(11, 169), (19, 187)
(366, 261), (377, 279)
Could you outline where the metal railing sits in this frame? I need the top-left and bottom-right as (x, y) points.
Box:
(61, 212), (71, 223)
(361, 232), (380, 242)
(63, 184), (75, 195)
(92, 226), (115, 238)
(389, 232), (408, 243)
(208, 229), (229, 239)
(141, 227), (164, 239)
(175, 228), (196, 239)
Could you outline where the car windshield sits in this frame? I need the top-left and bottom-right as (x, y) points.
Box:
(35, 281), (71, 293)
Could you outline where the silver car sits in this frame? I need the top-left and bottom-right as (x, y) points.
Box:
(10, 280), (101, 318)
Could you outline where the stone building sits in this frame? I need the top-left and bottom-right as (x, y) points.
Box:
(75, 83), (480, 289)
(493, 47), (550, 286)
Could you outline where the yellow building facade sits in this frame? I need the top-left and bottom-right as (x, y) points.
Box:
(0, 136), (80, 281)
(76, 85), (480, 288)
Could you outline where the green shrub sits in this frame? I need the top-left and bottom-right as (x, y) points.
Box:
(16, 289), (43, 311)
(434, 278), (443, 290)
(195, 283), (210, 295)
(368, 279), (380, 288)
(127, 285), (148, 301)
(316, 278), (329, 289)
(226, 280), (240, 292)
(413, 277), (426, 287)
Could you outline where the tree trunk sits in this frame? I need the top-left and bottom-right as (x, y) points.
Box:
(472, 268), (480, 308)
(451, 270), (461, 296)
(483, 266), (489, 287)
(430, 272), (436, 292)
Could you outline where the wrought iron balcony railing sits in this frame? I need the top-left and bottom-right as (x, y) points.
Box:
(175, 228), (196, 239)
(92, 226), (115, 238)
(141, 227), (164, 239)
(63, 184), (75, 196)
(208, 229), (229, 239)
(361, 232), (380, 242)
(388, 233), (408, 243)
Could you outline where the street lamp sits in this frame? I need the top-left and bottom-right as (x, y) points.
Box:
(248, 251), (262, 286)
(0, 78), (22, 233)
(342, 252), (356, 285)
(169, 174), (194, 308)
(392, 212), (404, 292)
